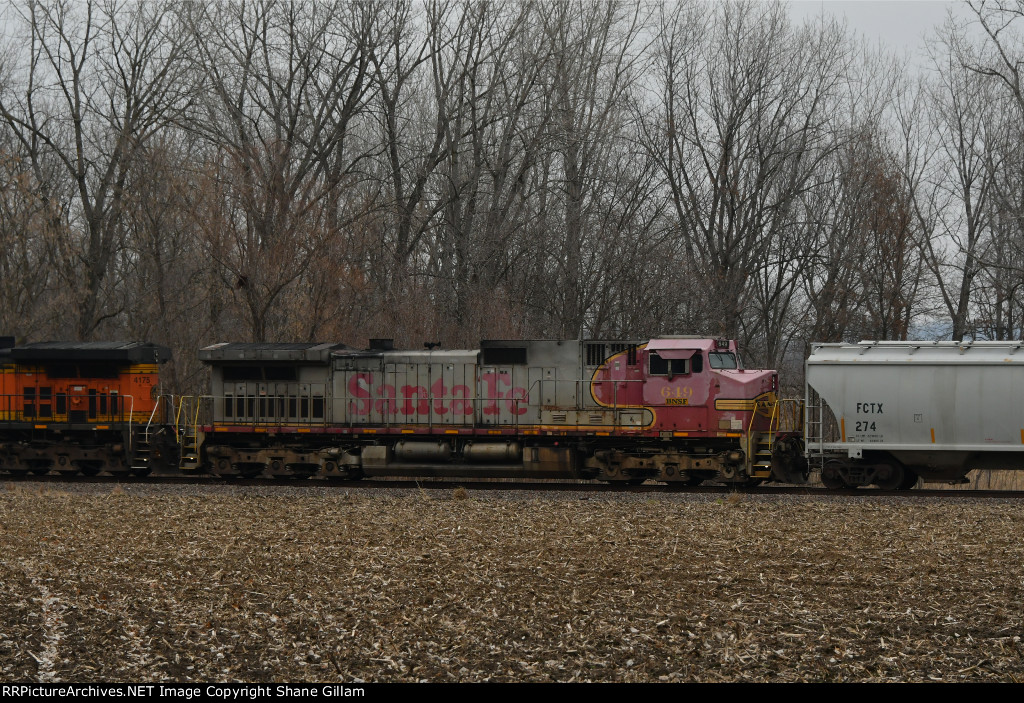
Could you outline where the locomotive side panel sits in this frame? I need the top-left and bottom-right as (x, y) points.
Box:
(333, 341), (586, 430)
(203, 343), (341, 426)
(0, 360), (12, 421)
(334, 351), (478, 427)
(479, 340), (580, 427)
(641, 345), (711, 433)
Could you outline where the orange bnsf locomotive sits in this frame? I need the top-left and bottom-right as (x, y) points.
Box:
(0, 337), (171, 476)
(0, 335), (806, 484)
(193, 337), (806, 484)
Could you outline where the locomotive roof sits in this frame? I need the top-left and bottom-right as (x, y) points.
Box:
(332, 347), (477, 360)
(10, 341), (172, 364)
(199, 341), (349, 363)
(646, 338), (734, 352)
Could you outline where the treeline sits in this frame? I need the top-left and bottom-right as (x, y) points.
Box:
(0, 0), (1021, 392)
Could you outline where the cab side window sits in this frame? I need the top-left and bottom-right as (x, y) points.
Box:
(648, 352), (689, 376)
(708, 352), (738, 369)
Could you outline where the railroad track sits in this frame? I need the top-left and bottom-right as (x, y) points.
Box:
(4, 472), (1023, 499)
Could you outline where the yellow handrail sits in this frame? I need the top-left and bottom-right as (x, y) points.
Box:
(746, 397), (805, 458)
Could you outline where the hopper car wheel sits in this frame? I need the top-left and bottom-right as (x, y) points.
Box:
(899, 469), (919, 491)
(80, 466), (101, 477)
(874, 463), (905, 491)
(820, 461), (845, 490)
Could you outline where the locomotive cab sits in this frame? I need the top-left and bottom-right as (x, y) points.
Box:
(587, 337), (794, 484)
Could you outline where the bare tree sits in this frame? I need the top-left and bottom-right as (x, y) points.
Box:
(421, 0), (554, 343)
(183, 0), (378, 342)
(966, 0), (1024, 109)
(940, 1), (1024, 337)
(0, 0), (191, 339)
(857, 144), (927, 340)
(798, 130), (882, 347)
(641, 1), (856, 365)
(0, 141), (56, 337)
(902, 23), (1006, 341)
(116, 133), (214, 392)
(972, 91), (1024, 338)
(523, 0), (650, 339)
(368, 1), (444, 293)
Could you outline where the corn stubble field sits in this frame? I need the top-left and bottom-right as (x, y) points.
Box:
(1, 482), (1023, 683)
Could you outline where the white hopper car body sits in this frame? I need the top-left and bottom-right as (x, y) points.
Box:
(805, 341), (1024, 489)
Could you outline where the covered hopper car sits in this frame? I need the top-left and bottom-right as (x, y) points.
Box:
(805, 340), (1024, 489)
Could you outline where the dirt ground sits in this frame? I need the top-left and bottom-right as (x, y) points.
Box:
(1, 483), (1022, 682)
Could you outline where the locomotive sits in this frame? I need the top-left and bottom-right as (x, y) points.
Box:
(0, 335), (808, 485)
(0, 337), (172, 476)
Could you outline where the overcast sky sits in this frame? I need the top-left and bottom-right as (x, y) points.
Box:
(787, 1), (973, 63)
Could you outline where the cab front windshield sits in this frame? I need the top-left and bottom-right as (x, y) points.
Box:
(708, 352), (738, 369)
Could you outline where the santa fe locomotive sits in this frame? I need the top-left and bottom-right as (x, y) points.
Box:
(0, 335), (808, 486)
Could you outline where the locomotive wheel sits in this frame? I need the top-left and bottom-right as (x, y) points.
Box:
(820, 461), (845, 490)
(236, 464), (264, 479)
(874, 463), (905, 491)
